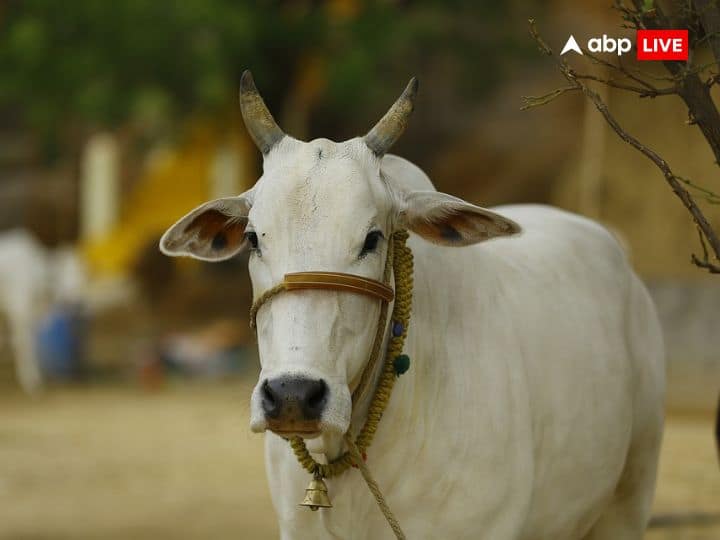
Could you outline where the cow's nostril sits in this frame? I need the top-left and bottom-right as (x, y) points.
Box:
(261, 380), (276, 404)
(302, 379), (328, 420)
(261, 379), (281, 418)
(307, 382), (325, 408)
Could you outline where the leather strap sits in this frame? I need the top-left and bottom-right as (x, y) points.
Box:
(249, 270), (394, 330)
(284, 272), (394, 303)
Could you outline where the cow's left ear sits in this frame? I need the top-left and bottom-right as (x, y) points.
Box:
(159, 193), (252, 261)
(398, 190), (521, 246)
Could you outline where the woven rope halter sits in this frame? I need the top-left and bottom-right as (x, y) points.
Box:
(249, 230), (414, 539)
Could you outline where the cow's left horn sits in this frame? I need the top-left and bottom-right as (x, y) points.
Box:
(239, 70), (286, 155)
(364, 77), (419, 157)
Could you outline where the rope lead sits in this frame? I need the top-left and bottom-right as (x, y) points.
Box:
(344, 434), (407, 540)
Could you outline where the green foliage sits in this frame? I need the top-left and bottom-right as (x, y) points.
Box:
(0, 1), (260, 134)
(0, 0), (533, 152)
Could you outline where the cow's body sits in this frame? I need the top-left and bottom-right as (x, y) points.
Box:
(160, 74), (664, 540)
(264, 155), (664, 540)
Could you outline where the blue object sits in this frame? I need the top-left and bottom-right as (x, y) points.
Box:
(36, 305), (84, 380)
(391, 321), (404, 337)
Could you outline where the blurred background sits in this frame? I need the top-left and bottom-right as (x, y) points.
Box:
(0, 1), (717, 538)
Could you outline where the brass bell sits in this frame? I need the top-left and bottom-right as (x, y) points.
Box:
(299, 474), (332, 511)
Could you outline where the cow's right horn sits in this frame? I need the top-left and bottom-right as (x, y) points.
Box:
(364, 77), (419, 157)
(239, 70), (286, 155)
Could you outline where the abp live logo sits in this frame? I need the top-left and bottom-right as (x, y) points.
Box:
(561, 30), (688, 61)
(637, 30), (688, 60)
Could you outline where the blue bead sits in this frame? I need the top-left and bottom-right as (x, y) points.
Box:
(392, 321), (404, 337)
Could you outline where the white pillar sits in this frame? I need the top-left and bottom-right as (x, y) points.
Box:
(80, 133), (119, 240)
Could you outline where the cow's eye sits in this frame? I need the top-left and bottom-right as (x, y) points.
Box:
(245, 231), (259, 250)
(360, 230), (383, 257)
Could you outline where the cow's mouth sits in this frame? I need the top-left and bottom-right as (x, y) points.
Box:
(272, 430), (322, 439)
(266, 419), (322, 439)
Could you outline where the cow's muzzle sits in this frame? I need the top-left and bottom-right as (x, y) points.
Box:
(261, 376), (328, 436)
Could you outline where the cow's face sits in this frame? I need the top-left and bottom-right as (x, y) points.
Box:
(160, 72), (520, 453)
(247, 137), (398, 442)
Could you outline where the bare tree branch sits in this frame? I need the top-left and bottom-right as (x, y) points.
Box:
(678, 176), (720, 204)
(692, 226), (720, 272)
(526, 18), (720, 274)
(627, 0), (720, 165)
(572, 72), (677, 97)
(585, 49), (664, 90)
(521, 86), (579, 110)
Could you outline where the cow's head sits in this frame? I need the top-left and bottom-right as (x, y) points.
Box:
(160, 71), (520, 452)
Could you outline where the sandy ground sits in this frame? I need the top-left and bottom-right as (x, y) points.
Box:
(0, 380), (717, 539)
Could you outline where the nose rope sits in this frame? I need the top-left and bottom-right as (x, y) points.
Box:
(248, 230), (413, 540)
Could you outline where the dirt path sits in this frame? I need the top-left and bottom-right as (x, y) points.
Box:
(0, 383), (717, 539)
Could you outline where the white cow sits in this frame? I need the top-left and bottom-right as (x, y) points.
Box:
(160, 73), (664, 539)
(0, 230), (86, 393)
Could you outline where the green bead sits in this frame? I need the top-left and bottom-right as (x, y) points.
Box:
(393, 354), (411, 376)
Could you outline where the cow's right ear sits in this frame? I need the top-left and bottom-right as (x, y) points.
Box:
(159, 193), (252, 261)
(397, 190), (520, 246)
